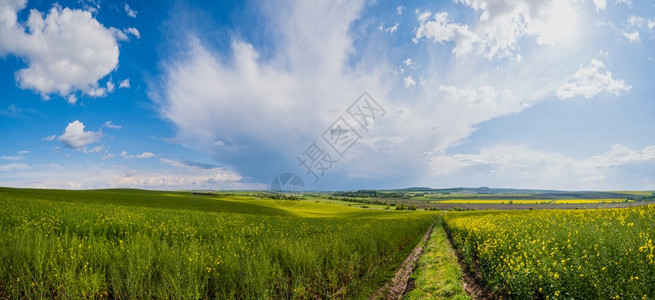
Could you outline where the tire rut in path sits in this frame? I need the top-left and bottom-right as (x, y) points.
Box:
(369, 221), (436, 300)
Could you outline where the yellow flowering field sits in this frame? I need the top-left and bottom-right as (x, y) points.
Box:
(434, 198), (627, 204)
(444, 205), (655, 299)
(0, 188), (437, 299)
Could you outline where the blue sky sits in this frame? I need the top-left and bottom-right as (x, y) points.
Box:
(1, 0), (654, 191)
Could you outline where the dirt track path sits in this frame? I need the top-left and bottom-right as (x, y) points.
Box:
(369, 221), (437, 300)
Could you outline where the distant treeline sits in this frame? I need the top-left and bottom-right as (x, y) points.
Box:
(330, 190), (421, 199)
(263, 193), (305, 200)
(193, 191), (305, 200)
(325, 196), (394, 205)
(627, 194), (655, 202)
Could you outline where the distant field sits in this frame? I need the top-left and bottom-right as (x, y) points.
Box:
(424, 193), (534, 199)
(612, 191), (655, 196)
(0, 188), (437, 299)
(304, 195), (390, 210)
(433, 198), (629, 204)
(325, 189), (655, 211)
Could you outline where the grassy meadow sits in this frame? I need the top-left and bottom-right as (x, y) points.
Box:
(0, 188), (437, 299)
(444, 205), (655, 299)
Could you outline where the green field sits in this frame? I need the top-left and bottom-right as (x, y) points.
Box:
(612, 191), (655, 196)
(0, 188), (437, 299)
(5, 186), (655, 299)
(444, 206), (655, 298)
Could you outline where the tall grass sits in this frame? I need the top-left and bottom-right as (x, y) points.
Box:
(0, 188), (437, 299)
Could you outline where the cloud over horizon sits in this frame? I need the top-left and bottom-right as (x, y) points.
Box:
(149, 0), (653, 190)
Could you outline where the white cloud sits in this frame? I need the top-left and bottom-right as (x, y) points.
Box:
(556, 59), (631, 99)
(421, 84), (531, 154)
(119, 79), (130, 88)
(121, 151), (155, 159)
(416, 9), (432, 23)
(428, 143), (655, 188)
(1, 150), (29, 161)
(438, 85), (525, 116)
(134, 152), (155, 159)
(616, 0), (631, 5)
(396, 6), (404, 15)
(85, 88), (106, 97)
(103, 121), (122, 129)
(1, 155), (22, 161)
(626, 16), (654, 31)
(153, 158), (243, 185)
(0, 162), (251, 190)
(628, 16), (644, 27)
(588, 144), (655, 167)
(78, 0), (100, 14)
(413, 11), (477, 57)
(109, 169), (243, 189)
(67, 94), (77, 105)
(124, 3), (137, 18)
(110, 27), (128, 41)
(57, 120), (103, 149)
(593, 0), (607, 11)
(413, 0), (578, 59)
(110, 27), (140, 41)
(83, 145), (105, 154)
(403, 58), (413, 66)
(623, 31), (640, 42)
(0, 163), (29, 172)
(378, 23), (399, 34)
(43, 134), (56, 141)
(159, 158), (187, 168)
(125, 27), (140, 39)
(85, 80), (115, 97)
(387, 23), (398, 33)
(155, 0), (382, 178)
(0, 1), (119, 98)
(0, 104), (20, 118)
(623, 16), (654, 43)
(403, 76), (416, 88)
